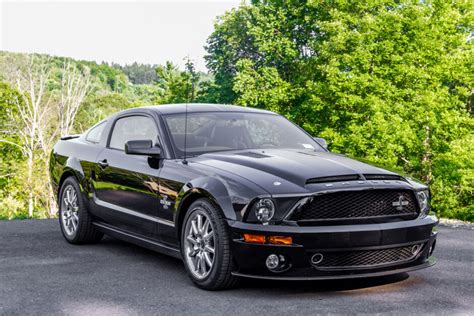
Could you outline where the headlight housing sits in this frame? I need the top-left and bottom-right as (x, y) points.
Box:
(253, 198), (275, 224)
(417, 190), (430, 216)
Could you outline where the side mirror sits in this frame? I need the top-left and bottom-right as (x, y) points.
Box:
(313, 137), (328, 149)
(125, 140), (161, 157)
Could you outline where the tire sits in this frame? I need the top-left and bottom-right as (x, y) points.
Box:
(181, 198), (239, 290)
(58, 176), (103, 244)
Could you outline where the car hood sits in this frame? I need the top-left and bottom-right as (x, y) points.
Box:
(193, 149), (403, 195)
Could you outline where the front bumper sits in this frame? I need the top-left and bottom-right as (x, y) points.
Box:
(228, 215), (438, 280)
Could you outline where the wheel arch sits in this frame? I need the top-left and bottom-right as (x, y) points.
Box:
(174, 177), (237, 242)
(58, 170), (76, 197)
(57, 157), (88, 200)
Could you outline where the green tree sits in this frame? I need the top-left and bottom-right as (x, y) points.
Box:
(112, 62), (158, 85)
(154, 59), (199, 104)
(74, 93), (132, 131)
(205, 0), (474, 219)
(0, 82), (31, 219)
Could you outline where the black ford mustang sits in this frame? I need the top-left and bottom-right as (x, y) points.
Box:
(50, 103), (438, 290)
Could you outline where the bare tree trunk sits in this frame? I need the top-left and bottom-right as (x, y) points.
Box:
(3, 56), (89, 218)
(57, 62), (91, 137)
(40, 62), (90, 216)
(26, 150), (34, 217)
(7, 55), (51, 218)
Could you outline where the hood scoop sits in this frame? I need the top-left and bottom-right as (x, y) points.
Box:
(364, 174), (406, 181)
(306, 174), (361, 184)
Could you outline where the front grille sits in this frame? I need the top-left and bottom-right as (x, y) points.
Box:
(290, 189), (418, 223)
(311, 244), (423, 270)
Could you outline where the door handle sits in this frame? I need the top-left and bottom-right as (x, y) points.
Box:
(98, 159), (109, 168)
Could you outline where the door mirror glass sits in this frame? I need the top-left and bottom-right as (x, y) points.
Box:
(313, 137), (328, 149)
(125, 140), (161, 157)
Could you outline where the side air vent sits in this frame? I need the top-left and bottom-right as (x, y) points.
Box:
(364, 174), (406, 181)
(306, 174), (361, 184)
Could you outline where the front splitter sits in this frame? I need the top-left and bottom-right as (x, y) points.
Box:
(231, 257), (436, 281)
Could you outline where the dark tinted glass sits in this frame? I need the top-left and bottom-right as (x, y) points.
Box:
(164, 112), (323, 158)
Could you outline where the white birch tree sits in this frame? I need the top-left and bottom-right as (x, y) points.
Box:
(6, 55), (51, 217)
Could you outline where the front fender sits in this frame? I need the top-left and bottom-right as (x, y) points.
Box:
(175, 176), (237, 222)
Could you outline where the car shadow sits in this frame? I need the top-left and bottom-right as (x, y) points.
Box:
(238, 273), (410, 293)
(100, 236), (413, 294)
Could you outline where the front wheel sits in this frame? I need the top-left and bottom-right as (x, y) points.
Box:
(181, 198), (238, 290)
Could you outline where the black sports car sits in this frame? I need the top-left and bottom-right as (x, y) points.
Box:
(50, 103), (438, 290)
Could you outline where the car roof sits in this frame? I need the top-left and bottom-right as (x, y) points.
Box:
(121, 103), (277, 115)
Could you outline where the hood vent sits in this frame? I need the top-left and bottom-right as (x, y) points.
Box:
(306, 174), (406, 184)
(306, 174), (361, 184)
(235, 152), (271, 159)
(363, 174), (406, 181)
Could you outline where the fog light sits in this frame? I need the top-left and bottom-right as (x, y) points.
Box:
(266, 254), (280, 270)
(411, 244), (421, 256)
(311, 253), (324, 266)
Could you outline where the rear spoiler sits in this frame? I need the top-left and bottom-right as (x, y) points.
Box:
(60, 134), (81, 141)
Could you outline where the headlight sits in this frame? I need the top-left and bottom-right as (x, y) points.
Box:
(253, 198), (275, 224)
(417, 190), (429, 216)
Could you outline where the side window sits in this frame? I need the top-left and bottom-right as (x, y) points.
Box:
(109, 116), (158, 150)
(85, 121), (106, 143)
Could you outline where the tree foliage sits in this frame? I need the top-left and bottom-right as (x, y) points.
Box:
(0, 83), (25, 219)
(0, 0), (472, 221)
(112, 62), (158, 85)
(205, 0), (474, 220)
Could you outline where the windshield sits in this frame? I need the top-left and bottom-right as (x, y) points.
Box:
(164, 112), (324, 158)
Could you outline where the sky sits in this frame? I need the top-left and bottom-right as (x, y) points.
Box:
(0, 0), (241, 72)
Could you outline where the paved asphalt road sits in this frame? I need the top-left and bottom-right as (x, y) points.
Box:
(0, 220), (473, 315)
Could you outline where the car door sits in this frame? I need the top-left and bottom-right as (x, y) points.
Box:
(92, 113), (164, 239)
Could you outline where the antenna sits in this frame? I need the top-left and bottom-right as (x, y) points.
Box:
(183, 56), (195, 165)
(183, 56), (194, 165)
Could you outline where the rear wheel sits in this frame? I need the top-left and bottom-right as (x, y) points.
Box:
(58, 176), (103, 244)
(181, 198), (239, 290)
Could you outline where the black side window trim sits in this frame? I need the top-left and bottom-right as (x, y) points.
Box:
(106, 113), (160, 152)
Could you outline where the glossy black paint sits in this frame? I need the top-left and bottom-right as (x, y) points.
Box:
(50, 103), (438, 280)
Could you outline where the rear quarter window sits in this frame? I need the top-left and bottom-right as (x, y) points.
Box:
(85, 121), (106, 143)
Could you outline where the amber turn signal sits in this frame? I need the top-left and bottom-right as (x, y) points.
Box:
(243, 234), (266, 244)
(267, 236), (293, 245)
(243, 234), (293, 245)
